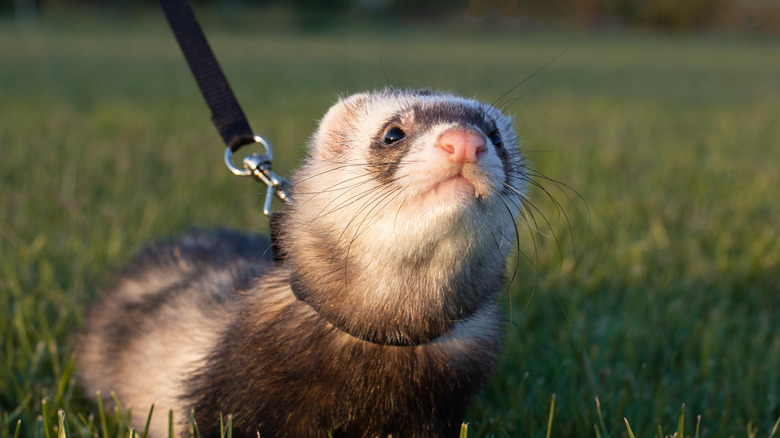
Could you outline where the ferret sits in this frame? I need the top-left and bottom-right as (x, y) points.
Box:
(77, 88), (527, 438)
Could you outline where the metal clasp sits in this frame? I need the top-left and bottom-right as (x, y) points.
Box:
(224, 136), (292, 217)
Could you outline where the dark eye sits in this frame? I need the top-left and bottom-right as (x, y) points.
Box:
(384, 127), (406, 144)
(488, 131), (502, 148)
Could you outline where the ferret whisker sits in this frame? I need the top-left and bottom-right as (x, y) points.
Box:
(511, 197), (546, 270)
(335, 178), (407, 254)
(303, 177), (389, 228)
(296, 175), (373, 197)
(525, 168), (589, 220)
(333, 185), (400, 310)
(340, 186), (409, 314)
(500, 180), (533, 217)
(354, 188), (418, 305)
(296, 159), (417, 187)
(508, 190), (546, 267)
(454, 196), (522, 325)
(392, 193), (410, 229)
(312, 170), (412, 223)
(519, 206), (551, 240)
(523, 197), (567, 270)
(332, 186), (387, 252)
(499, 182), (526, 209)
(521, 175), (576, 260)
(295, 160), (371, 181)
(490, 48), (569, 112)
(494, 86), (545, 115)
(346, 185), (406, 248)
(298, 184), (375, 233)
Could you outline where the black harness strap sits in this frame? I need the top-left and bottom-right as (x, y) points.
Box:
(157, 0), (254, 151)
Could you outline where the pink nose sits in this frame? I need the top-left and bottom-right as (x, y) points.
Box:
(437, 130), (486, 163)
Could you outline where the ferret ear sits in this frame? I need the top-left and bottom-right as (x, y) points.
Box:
(309, 93), (369, 159)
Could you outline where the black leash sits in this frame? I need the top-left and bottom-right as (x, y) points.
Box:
(155, 2), (446, 347)
(155, 0), (429, 347)
(157, 0), (253, 151)
(157, 0), (290, 215)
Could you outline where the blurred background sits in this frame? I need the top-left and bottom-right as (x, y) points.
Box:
(1, 1), (779, 437)
(4, 0), (780, 34)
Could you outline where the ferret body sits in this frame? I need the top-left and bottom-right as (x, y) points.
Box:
(78, 89), (526, 438)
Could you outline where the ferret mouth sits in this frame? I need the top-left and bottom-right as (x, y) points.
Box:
(431, 175), (476, 196)
(417, 172), (493, 210)
(395, 162), (498, 215)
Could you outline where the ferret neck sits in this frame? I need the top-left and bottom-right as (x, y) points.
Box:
(289, 278), (440, 347)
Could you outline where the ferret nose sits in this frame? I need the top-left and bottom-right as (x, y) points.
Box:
(437, 130), (486, 163)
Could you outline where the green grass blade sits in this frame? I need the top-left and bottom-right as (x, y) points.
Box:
(594, 396), (608, 438)
(770, 416), (780, 438)
(676, 404), (685, 438)
(188, 410), (201, 438)
(168, 410), (174, 438)
(13, 420), (21, 438)
(694, 415), (701, 438)
(57, 410), (67, 438)
(546, 394), (555, 438)
(42, 399), (51, 438)
(96, 391), (110, 438)
(459, 422), (468, 438)
(141, 404), (154, 438)
(109, 392), (129, 437)
(74, 413), (94, 437)
(110, 392), (125, 415)
(54, 355), (76, 406)
(623, 418), (635, 438)
(5, 394), (32, 426)
(218, 414), (234, 438)
(748, 422), (758, 438)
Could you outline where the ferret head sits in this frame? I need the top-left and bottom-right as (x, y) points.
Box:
(279, 88), (526, 345)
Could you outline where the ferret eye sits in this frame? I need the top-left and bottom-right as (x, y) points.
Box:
(488, 131), (502, 148)
(384, 127), (406, 144)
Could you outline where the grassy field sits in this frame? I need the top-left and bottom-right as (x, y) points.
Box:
(1, 9), (779, 438)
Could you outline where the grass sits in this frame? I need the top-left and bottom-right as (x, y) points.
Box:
(1, 8), (779, 438)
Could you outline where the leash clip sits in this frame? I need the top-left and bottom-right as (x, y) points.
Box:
(224, 136), (292, 217)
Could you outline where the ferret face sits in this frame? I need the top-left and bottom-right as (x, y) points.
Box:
(283, 89), (526, 344)
(296, 89), (524, 256)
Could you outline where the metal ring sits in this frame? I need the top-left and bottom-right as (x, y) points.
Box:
(224, 135), (273, 176)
